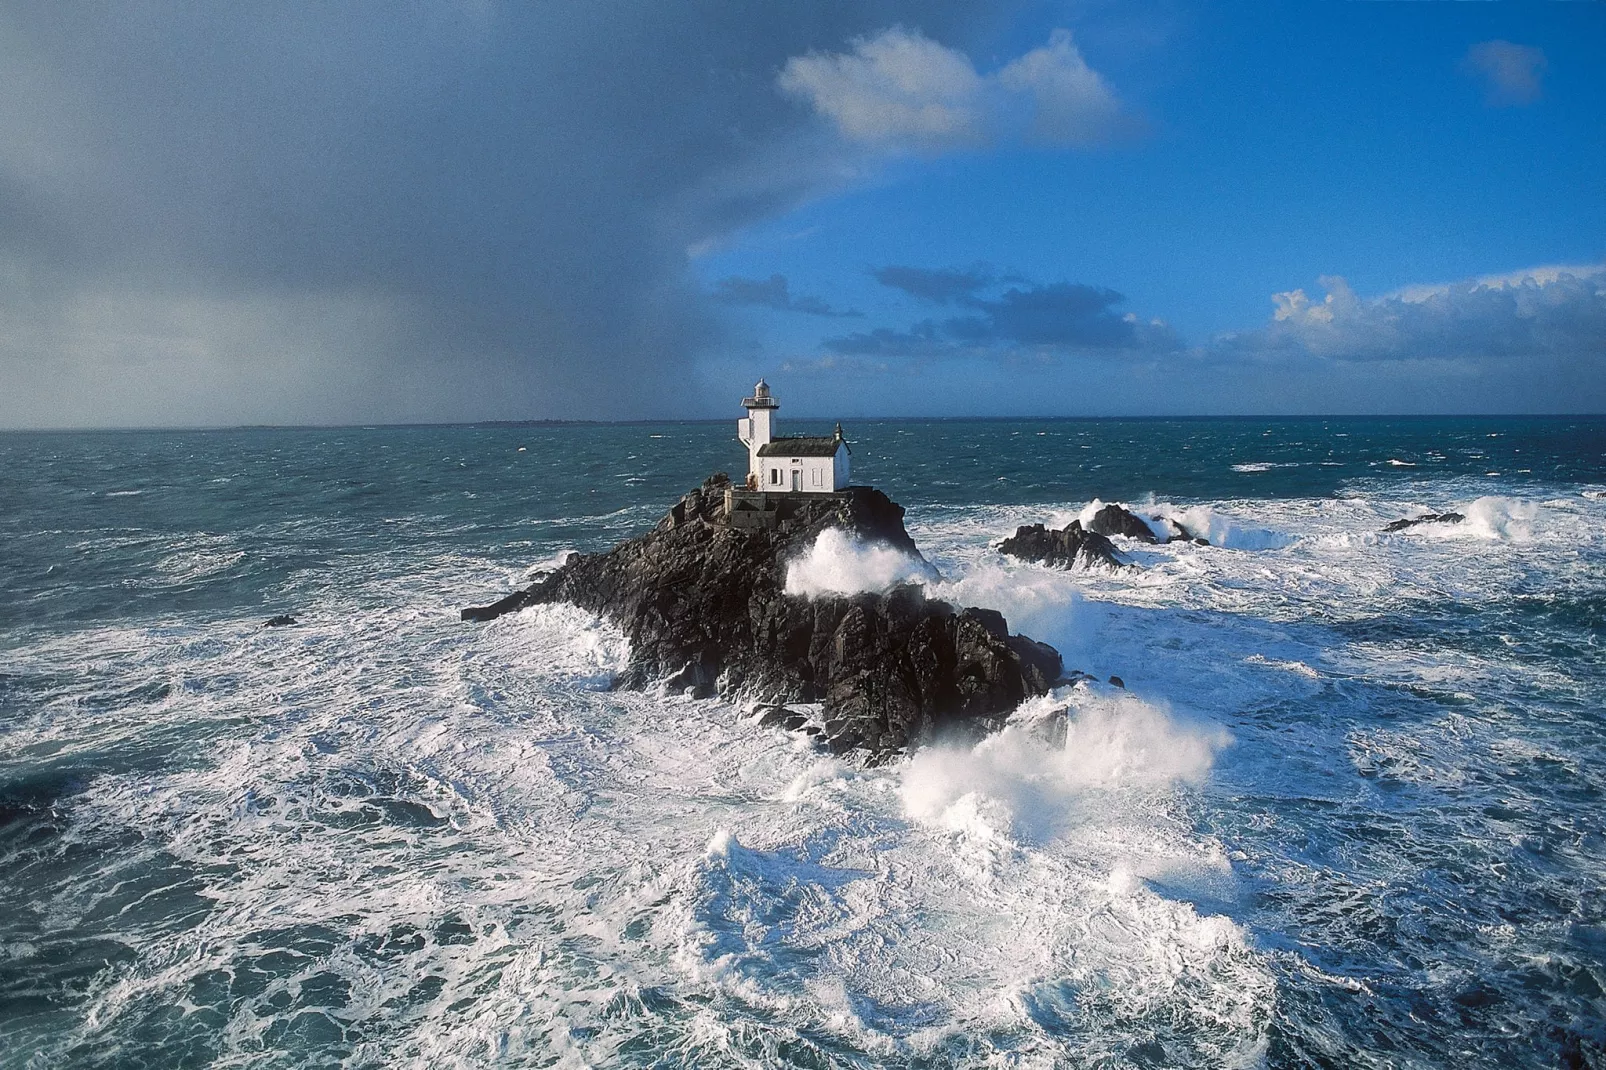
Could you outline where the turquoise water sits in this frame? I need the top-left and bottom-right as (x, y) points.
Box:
(1, 417), (1603, 1066)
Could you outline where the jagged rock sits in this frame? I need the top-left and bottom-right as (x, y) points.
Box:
(462, 473), (1068, 759)
(1383, 511), (1465, 533)
(1086, 503), (1159, 543)
(1108, 675), (1125, 689)
(752, 705), (793, 728)
(1150, 515), (1209, 545)
(1080, 502), (1213, 546)
(461, 591), (529, 623)
(263, 615), (297, 627)
(997, 520), (1125, 570)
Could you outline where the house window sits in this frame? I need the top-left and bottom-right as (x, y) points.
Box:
(770, 468), (781, 485)
(812, 468), (822, 487)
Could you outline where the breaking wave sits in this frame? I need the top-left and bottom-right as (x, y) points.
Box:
(784, 528), (937, 597)
(901, 688), (1229, 841)
(4, 420), (1605, 1067)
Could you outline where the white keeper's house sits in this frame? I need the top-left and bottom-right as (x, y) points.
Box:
(736, 380), (850, 494)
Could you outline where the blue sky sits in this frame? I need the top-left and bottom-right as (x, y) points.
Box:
(698, 4), (1606, 417)
(0, 2), (1601, 426)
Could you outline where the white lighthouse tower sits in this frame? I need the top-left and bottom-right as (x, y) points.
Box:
(735, 380), (849, 493)
(737, 378), (779, 470)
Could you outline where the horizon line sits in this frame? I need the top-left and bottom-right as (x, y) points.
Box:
(3, 411), (1606, 434)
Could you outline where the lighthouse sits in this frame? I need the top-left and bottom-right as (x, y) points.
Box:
(736, 380), (849, 493)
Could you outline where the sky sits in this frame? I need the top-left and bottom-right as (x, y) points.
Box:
(0, 1), (1602, 428)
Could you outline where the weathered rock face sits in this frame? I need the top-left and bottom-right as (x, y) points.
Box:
(1383, 512), (1465, 533)
(997, 520), (1125, 570)
(1085, 503), (1159, 543)
(1085, 502), (1210, 546)
(462, 474), (1065, 759)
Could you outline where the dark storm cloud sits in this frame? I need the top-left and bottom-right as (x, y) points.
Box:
(0, 1), (992, 426)
(712, 274), (859, 317)
(947, 282), (1144, 347)
(872, 265), (994, 303)
(824, 320), (946, 356)
(827, 267), (1177, 357)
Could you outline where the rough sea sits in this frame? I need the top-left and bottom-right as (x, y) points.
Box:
(2, 416), (1603, 1069)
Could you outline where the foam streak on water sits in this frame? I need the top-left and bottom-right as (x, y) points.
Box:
(2, 419), (1604, 1067)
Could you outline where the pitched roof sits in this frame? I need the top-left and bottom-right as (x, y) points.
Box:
(756, 435), (843, 457)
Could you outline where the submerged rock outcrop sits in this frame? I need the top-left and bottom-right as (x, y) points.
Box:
(463, 474), (1065, 759)
(996, 520), (1125, 570)
(1383, 511), (1465, 533)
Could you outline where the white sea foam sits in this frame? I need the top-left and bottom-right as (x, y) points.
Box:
(932, 560), (1089, 655)
(1381, 495), (1539, 542)
(1073, 497), (1292, 551)
(1151, 503), (1293, 550)
(900, 689), (1229, 843)
(784, 528), (935, 597)
(10, 465), (1604, 1066)
(1460, 495), (1539, 541)
(4, 529), (1279, 1064)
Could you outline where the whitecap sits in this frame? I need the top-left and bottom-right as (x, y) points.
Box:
(1398, 496), (1538, 542)
(900, 688), (1229, 844)
(784, 528), (936, 598)
(1153, 504), (1293, 550)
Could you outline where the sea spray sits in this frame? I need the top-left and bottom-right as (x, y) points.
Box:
(783, 528), (937, 597)
(1455, 495), (1539, 541)
(931, 562), (1096, 661)
(900, 688), (1229, 845)
(5, 419), (1605, 1067)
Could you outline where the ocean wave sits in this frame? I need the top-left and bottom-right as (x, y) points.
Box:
(784, 528), (937, 598)
(5, 433), (1606, 1066)
(900, 687), (1229, 841)
(1159, 504), (1293, 550)
(1230, 462), (1298, 473)
(1389, 495), (1540, 542)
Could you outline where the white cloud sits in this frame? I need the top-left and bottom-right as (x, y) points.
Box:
(1461, 40), (1547, 107)
(779, 26), (1124, 154)
(1225, 264), (1606, 363)
(998, 29), (1123, 146)
(778, 27), (987, 151)
(1388, 263), (1604, 303)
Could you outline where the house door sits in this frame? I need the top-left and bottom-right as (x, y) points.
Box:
(790, 470), (801, 492)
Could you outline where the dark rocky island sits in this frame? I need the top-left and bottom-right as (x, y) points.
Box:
(995, 501), (1212, 570)
(996, 520), (1126, 570)
(1083, 501), (1211, 546)
(1383, 511), (1465, 533)
(1085, 503), (1162, 543)
(463, 474), (1067, 759)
